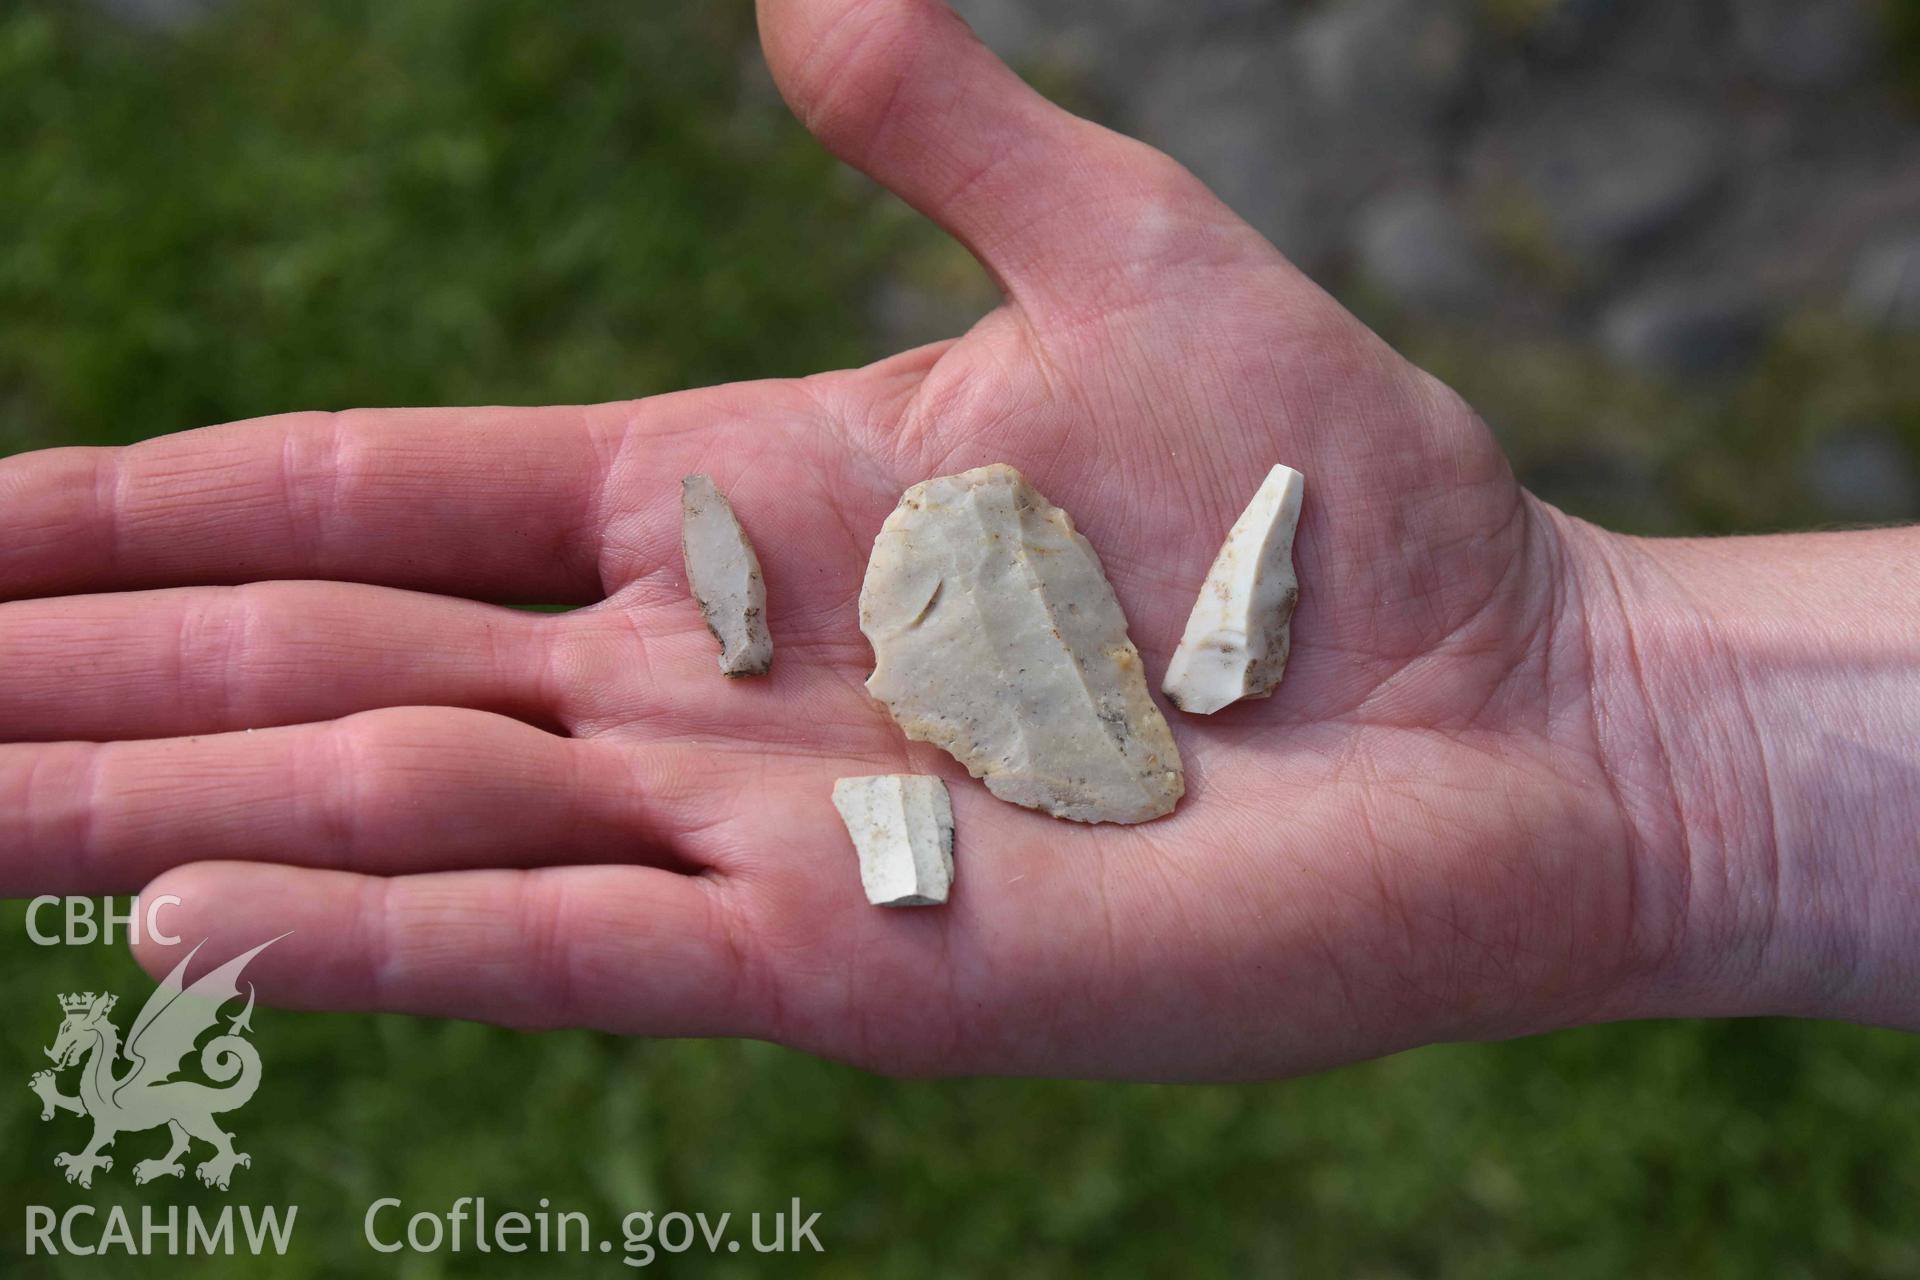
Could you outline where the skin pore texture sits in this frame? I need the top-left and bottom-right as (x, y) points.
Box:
(0, 0), (1914, 1081)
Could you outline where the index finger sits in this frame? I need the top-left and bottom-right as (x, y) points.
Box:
(0, 381), (814, 605)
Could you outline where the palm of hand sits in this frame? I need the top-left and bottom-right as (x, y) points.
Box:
(621, 227), (1634, 1078)
(1, 0), (1648, 1079)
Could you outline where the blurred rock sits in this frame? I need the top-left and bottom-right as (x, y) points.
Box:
(1472, 88), (1725, 260)
(1294, 0), (1473, 122)
(948, 0), (1051, 66)
(1599, 283), (1774, 380)
(1520, 0), (1625, 61)
(951, 0), (1282, 86)
(1500, 1), (1725, 82)
(1353, 189), (1494, 313)
(1806, 426), (1920, 522)
(1733, 0), (1877, 90)
(868, 279), (990, 354)
(936, 0), (1910, 459)
(1518, 445), (1667, 526)
(1847, 233), (1920, 332)
(1134, 38), (1336, 269)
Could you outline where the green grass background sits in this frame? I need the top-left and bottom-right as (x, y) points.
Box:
(4, 2), (1920, 1276)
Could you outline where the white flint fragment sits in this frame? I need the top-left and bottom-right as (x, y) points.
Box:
(680, 474), (772, 677)
(832, 775), (955, 907)
(1163, 464), (1305, 715)
(859, 464), (1184, 824)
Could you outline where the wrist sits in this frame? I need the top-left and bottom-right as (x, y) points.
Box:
(1563, 516), (1920, 1026)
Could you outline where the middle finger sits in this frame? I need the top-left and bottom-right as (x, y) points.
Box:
(0, 581), (561, 742)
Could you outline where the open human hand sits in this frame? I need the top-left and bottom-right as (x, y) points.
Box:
(5, 0), (1913, 1079)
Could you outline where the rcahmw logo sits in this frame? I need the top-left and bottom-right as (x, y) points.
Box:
(23, 935), (300, 1260)
(27, 1204), (296, 1260)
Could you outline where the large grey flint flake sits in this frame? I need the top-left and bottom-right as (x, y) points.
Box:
(858, 464), (1184, 825)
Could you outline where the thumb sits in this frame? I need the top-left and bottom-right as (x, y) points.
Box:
(756, 0), (1257, 317)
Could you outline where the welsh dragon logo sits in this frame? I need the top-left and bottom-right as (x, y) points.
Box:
(28, 937), (283, 1190)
